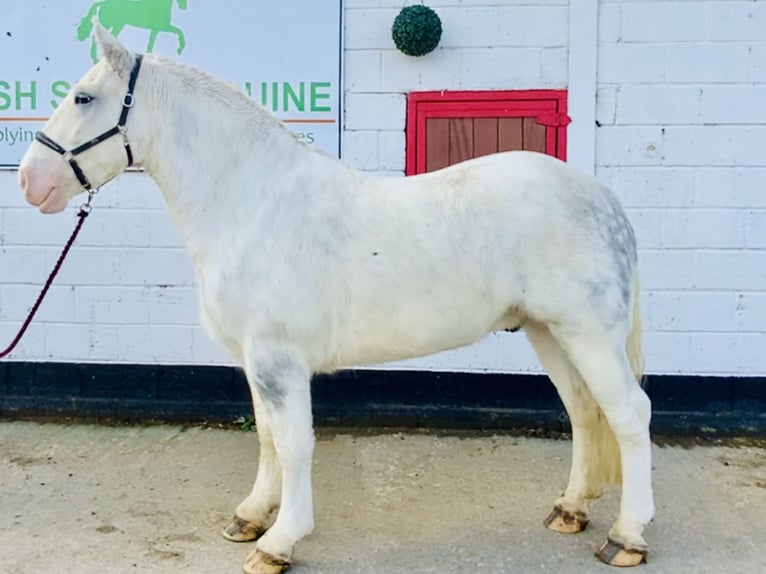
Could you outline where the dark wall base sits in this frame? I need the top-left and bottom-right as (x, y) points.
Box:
(1, 362), (764, 436)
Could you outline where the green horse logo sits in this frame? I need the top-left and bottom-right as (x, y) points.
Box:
(77, 0), (187, 63)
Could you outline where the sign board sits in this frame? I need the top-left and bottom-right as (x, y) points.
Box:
(0, 0), (343, 167)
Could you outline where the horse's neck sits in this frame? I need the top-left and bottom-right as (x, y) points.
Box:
(141, 74), (345, 261)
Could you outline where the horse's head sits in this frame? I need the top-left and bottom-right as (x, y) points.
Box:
(19, 23), (149, 213)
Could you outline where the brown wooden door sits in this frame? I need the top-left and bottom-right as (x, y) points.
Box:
(405, 91), (569, 176)
(425, 117), (547, 173)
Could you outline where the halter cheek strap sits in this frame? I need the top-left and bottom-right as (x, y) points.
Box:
(34, 54), (143, 191)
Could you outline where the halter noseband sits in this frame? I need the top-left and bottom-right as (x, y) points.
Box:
(35, 54), (143, 192)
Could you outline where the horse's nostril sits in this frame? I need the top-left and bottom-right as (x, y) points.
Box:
(18, 167), (28, 191)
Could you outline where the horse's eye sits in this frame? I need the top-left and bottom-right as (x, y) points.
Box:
(74, 92), (93, 105)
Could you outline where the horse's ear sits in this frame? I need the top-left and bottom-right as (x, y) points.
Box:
(92, 18), (134, 78)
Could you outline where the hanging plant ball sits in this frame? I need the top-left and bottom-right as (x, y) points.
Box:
(391, 5), (442, 57)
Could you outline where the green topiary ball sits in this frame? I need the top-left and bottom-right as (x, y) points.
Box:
(391, 5), (442, 57)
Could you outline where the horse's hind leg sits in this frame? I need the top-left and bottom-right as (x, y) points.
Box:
(223, 389), (281, 543)
(525, 322), (615, 535)
(556, 329), (653, 567)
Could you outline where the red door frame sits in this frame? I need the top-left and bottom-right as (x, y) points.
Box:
(405, 90), (569, 175)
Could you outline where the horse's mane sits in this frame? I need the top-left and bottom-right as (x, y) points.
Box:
(148, 54), (299, 140)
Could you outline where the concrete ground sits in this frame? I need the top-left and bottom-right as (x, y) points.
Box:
(1, 421), (764, 574)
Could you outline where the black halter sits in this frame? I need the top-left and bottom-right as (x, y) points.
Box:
(35, 54), (143, 192)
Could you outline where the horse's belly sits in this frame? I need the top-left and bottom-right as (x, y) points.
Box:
(329, 294), (512, 368)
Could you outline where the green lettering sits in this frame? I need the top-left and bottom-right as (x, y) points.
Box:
(310, 82), (331, 112)
(0, 81), (11, 111)
(50, 80), (70, 109)
(244, 81), (252, 97)
(15, 81), (36, 111)
(271, 82), (278, 112)
(260, 82), (267, 106)
(283, 82), (305, 112)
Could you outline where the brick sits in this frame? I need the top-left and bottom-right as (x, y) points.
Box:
(621, 3), (706, 42)
(683, 333), (766, 375)
(625, 209), (664, 249)
(119, 248), (195, 287)
(150, 212), (184, 248)
(694, 168), (766, 207)
(0, 172), (29, 208)
(666, 44), (750, 83)
(342, 130), (379, 170)
(45, 323), (119, 361)
(344, 93), (405, 130)
(750, 43), (766, 82)
(0, 323), (45, 360)
(699, 86), (766, 124)
(0, 285), (75, 323)
(596, 86), (617, 126)
(493, 6), (568, 47)
(344, 9), (399, 50)
(148, 287), (199, 325)
(736, 293), (766, 332)
(0, 246), (47, 283)
(599, 3), (621, 44)
(74, 286), (150, 325)
(596, 126), (664, 167)
(112, 172), (165, 210)
(663, 126), (766, 167)
(344, 51), (381, 92)
(76, 209), (152, 248)
(378, 131), (405, 172)
(540, 47), (568, 87)
(44, 247), (121, 286)
(663, 209), (745, 249)
(639, 249), (696, 290)
(118, 325), (194, 362)
(598, 44), (665, 83)
(642, 332), (692, 374)
(646, 291), (737, 332)
(695, 251), (766, 290)
(706, 2), (766, 42)
(436, 8), (502, 48)
(2, 208), (77, 246)
(598, 167), (694, 208)
(459, 47), (542, 89)
(381, 48), (462, 92)
(744, 210), (766, 248)
(615, 85), (700, 125)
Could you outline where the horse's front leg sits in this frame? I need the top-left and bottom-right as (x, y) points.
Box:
(223, 389), (281, 542)
(241, 345), (315, 574)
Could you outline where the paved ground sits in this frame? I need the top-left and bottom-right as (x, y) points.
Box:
(1, 421), (764, 574)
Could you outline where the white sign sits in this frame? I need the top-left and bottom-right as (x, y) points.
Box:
(0, 0), (343, 166)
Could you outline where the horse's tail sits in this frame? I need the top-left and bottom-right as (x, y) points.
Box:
(586, 270), (644, 492)
(626, 271), (645, 385)
(76, 3), (102, 41)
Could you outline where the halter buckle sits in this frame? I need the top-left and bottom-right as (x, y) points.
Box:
(122, 93), (135, 108)
(62, 151), (74, 162)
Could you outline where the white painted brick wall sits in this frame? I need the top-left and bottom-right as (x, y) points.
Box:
(598, 0), (766, 375)
(2, 0), (765, 378)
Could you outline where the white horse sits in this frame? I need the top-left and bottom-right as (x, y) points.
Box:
(18, 24), (654, 574)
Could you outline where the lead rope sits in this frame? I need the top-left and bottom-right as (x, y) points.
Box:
(0, 190), (96, 359)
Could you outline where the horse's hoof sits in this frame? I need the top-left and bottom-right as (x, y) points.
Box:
(543, 505), (589, 534)
(243, 548), (291, 574)
(223, 515), (265, 542)
(595, 538), (648, 567)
